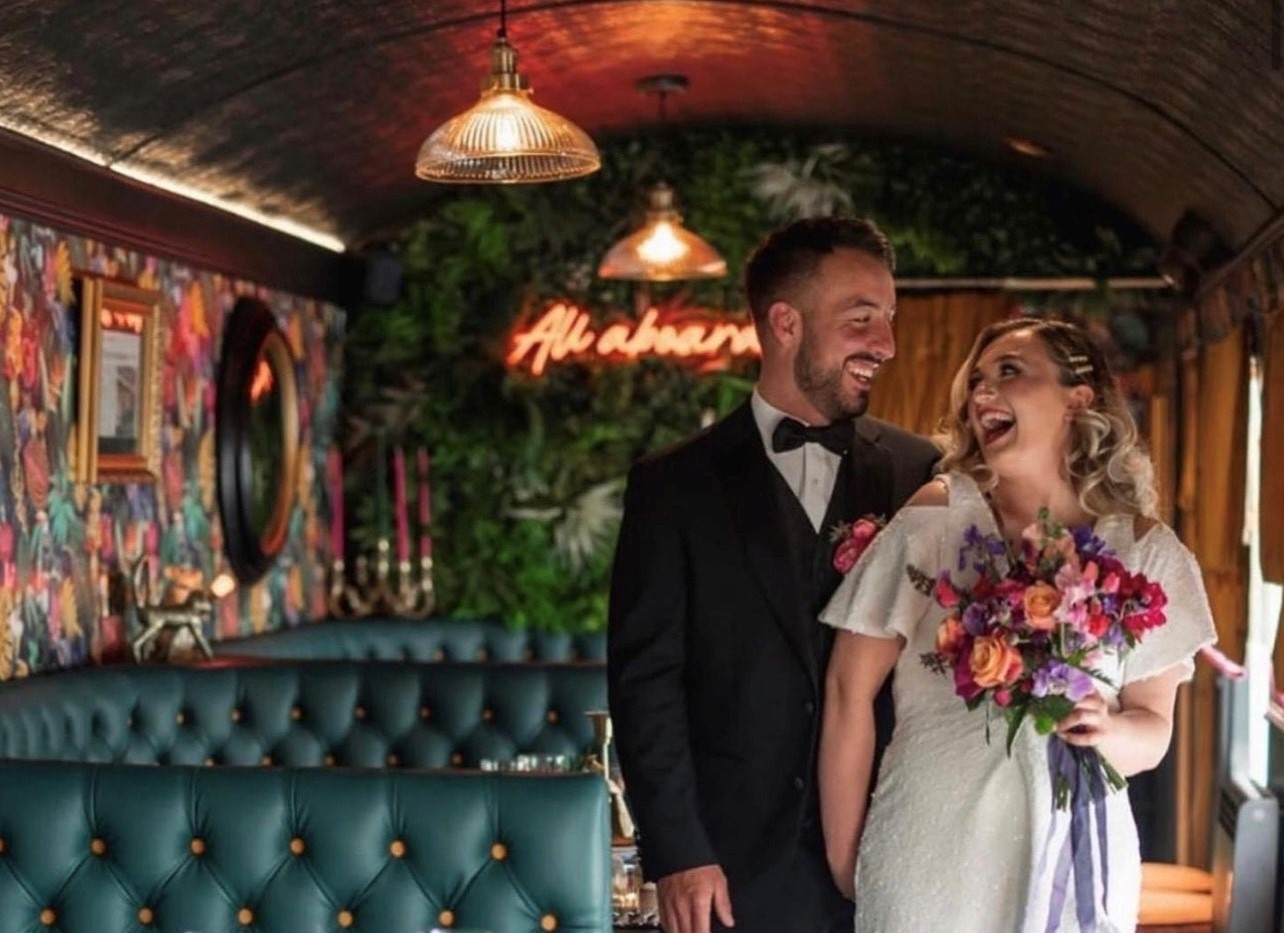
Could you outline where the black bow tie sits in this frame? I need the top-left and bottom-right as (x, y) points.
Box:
(771, 417), (853, 455)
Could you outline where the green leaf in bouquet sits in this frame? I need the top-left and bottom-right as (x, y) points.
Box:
(1004, 704), (1029, 756)
(1032, 695), (1075, 735)
(905, 564), (936, 597)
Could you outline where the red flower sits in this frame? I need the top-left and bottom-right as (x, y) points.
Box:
(934, 574), (960, 608)
(1084, 612), (1111, 638)
(832, 516), (883, 573)
(953, 657), (984, 701)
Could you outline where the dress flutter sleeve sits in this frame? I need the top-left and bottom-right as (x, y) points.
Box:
(1122, 525), (1218, 685)
(819, 505), (943, 641)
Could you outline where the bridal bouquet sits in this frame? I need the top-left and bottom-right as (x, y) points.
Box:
(914, 509), (1168, 809)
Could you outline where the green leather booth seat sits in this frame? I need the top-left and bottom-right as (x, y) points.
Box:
(0, 661), (605, 769)
(0, 761), (610, 933)
(213, 617), (607, 664)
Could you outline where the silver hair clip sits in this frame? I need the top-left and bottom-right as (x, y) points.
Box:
(1067, 353), (1094, 378)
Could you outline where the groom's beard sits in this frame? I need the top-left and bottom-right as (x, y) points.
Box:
(794, 325), (871, 421)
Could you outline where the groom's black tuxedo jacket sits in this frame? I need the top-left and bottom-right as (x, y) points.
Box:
(608, 402), (938, 887)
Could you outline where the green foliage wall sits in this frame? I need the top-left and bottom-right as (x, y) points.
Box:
(344, 129), (1156, 632)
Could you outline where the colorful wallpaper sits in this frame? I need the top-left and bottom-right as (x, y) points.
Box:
(0, 212), (344, 678)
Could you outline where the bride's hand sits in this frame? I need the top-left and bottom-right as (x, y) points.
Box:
(1054, 691), (1111, 746)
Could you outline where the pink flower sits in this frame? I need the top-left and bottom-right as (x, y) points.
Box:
(995, 579), (1026, 607)
(934, 574), (959, 608)
(994, 688), (1013, 708)
(832, 537), (864, 574)
(832, 517), (882, 573)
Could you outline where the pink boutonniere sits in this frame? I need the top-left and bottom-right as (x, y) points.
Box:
(830, 514), (886, 573)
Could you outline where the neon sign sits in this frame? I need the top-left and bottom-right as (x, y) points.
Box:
(100, 308), (144, 334)
(506, 301), (761, 376)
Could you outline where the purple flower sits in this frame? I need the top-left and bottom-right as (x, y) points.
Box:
(1031, 661), (1096, 702)
(962, 602), (990, 636)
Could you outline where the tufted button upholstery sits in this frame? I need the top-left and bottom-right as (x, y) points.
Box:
(491, 842), (508, 860)
(0, 661), (604, 770)
(213, 617), (607, 664)
(0, 764), (610, 933)
(290, 837), (306, 856)
(90, 837), (106, 856)
(338, 908), (354, 928)
(389, 839), (407, 858)
(541, 912), (558, 931)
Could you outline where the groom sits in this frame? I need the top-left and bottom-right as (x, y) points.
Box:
(608, 217), (938, 933)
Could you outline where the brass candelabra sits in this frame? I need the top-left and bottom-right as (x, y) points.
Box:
(328, 538), (435, 618)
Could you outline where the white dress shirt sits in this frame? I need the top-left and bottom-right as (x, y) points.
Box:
(750, 390), (843, 532)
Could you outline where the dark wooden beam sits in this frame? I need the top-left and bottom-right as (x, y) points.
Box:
(0, 128), (356, 306)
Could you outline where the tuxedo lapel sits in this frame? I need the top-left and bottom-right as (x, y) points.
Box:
(714, 405), (817, 680)
(847, 418), (895, 523)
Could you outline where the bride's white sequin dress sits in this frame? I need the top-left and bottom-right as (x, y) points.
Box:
(821, 472), (1216, 933)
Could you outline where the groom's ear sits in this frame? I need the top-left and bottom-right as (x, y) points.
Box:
(767, 300), (802, 348)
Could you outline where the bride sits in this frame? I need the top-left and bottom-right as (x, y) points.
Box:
(818, 318), (1216, 932)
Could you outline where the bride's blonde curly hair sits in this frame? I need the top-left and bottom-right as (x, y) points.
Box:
(934, 318), (1158, 518)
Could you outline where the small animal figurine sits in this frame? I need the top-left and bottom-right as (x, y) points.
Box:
(124, 556), (215, 663)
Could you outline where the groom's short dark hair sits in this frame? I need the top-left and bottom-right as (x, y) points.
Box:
(744, 217), (895, 326)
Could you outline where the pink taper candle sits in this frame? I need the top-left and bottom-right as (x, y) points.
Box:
(416, 446), (432, 558)
(392, 446), (410, 564)
(328, 447), (345, 558)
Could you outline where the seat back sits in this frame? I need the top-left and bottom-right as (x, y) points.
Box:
(0, 763), (610, 933)
(0, 661), (605, 769)
(213, 617), (607, 663)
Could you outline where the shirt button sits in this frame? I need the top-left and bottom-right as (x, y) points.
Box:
(793, 776), (805, 791)
(804, 701), (815, 715)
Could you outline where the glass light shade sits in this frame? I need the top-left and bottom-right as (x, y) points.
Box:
(415, 36), (600, 184)
(597, 182), (727, 281)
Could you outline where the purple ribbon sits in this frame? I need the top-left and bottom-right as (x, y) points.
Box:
(1039, 738), (1111, 932)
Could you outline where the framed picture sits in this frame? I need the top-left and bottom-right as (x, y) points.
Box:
(74, 277), (162, 483)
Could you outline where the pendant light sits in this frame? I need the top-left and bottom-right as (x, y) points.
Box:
(414, 0), (600, 184)
(597, 75), (727, 282)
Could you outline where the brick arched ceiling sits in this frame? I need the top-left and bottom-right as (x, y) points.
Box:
(0, 0), (1278, 252)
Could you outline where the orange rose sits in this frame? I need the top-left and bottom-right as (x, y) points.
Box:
(1022, 583), (1061, 632)
(969, 635), (1024, 688)
(935, 615), (966, 658)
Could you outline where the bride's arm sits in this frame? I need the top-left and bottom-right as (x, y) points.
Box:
(1055, 665), (1183, 776)
(819, 630), (903, 899)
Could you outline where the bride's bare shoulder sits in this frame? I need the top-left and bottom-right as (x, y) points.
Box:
(905, 475), (950, 509)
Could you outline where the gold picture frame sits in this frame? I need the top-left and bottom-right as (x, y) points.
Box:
(75, 277), (163, 483)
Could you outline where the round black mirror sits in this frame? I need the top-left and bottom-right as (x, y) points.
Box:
(216, 298), (300, 582)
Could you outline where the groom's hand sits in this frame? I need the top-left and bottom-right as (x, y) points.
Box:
(657, 864), (734, 933)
